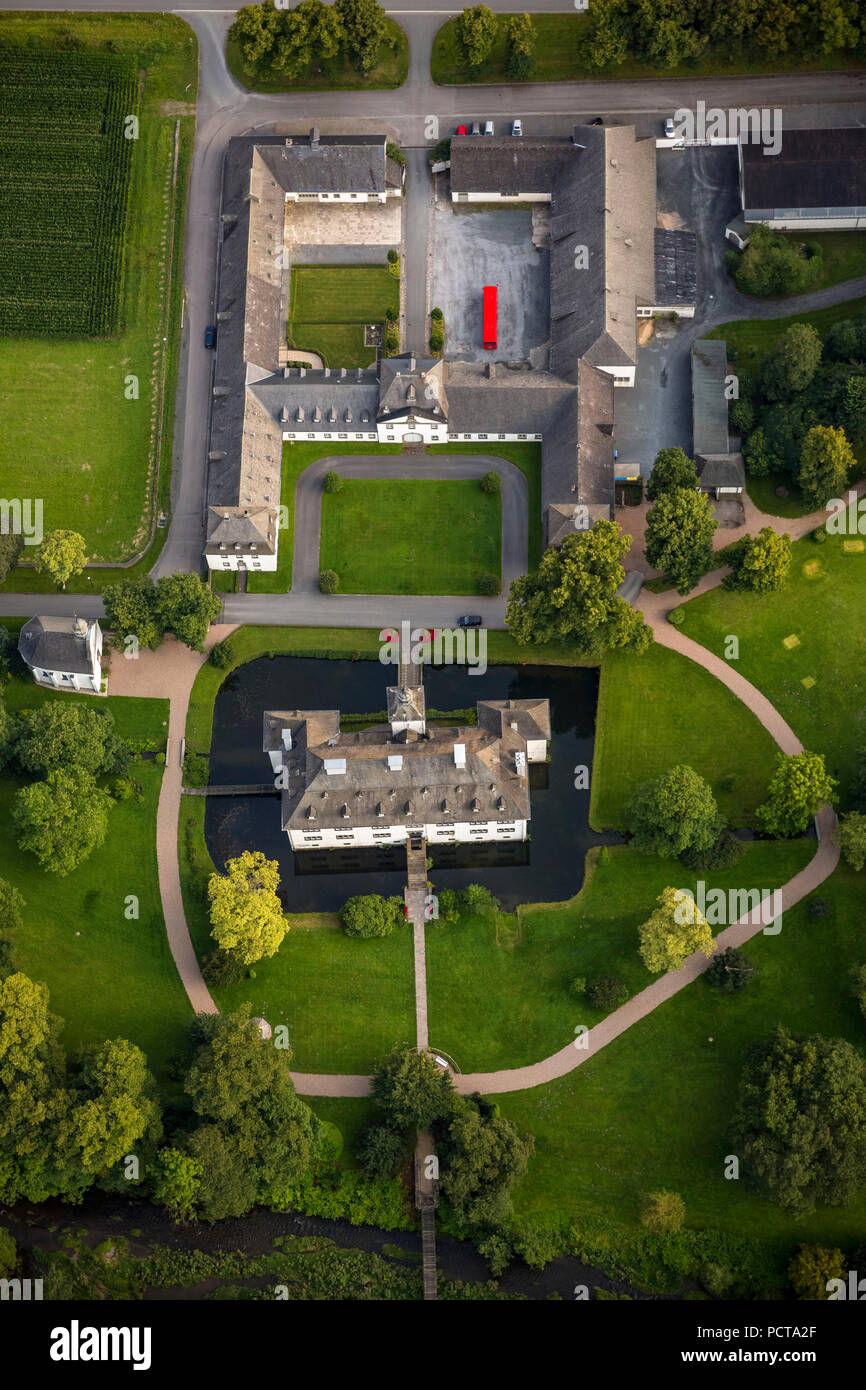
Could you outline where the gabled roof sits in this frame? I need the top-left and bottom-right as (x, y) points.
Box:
(449, 136), (575, 196)
(741, 128), (866, 212)
(18, 617), (99, 675)
(691, 341), (730, 458)
(541, 358), (615, 529)
(696, 452), (745, 490)
(654, 227), (697, 305)
(256, 133), (388, 195)
(378, 356), (448, 421)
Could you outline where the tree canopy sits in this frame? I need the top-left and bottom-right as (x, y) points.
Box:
(732, 1026), (866, 1214)
(14, 702), (127, 781)
(455, 5), (498, 70)
(756, 751), (837, 837)
(371, 1045), (455, 1129)
(627, 764), (722, 859)
(638, 885), (716, 974)
(723, 526), (792, 593)
(155, 572), (222, 652)
(33, 530), (88, 589)
(506, 520), (651, 656)
(646, 447), (698, 501)
(208, 850), (286, 965)
(103, 577), (164, 651)
(645, 488), (718, 594)
(437, 1096), (534, 1228)
(798, 425), (854, 508)
(340, 893), (402, 938)
(14, 769), (113, 876)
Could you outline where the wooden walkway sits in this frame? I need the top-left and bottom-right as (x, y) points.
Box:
(415, 1130), (439, 1302)
(184, 783), (277, 796)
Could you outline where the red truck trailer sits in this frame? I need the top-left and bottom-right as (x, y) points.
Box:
(482, 285), (497, 350)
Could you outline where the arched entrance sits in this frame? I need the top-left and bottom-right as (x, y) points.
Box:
(402, 432), (423, 443)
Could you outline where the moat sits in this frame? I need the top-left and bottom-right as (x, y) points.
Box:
(205, 656), (600, 912)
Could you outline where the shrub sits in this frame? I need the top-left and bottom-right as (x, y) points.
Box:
(807, 897), (829, 920)
(387, 247), (399, 264)
(641, 1189), (685, 1235)
(813, 525), (827, 544)
(705, 946), (756, 993)
(478, 573), (499, 596)
(209, 639), (232, 668)
(788, 1244), (846, 1301)
(110, 775), (144, 802)
(385, 305), (397, 323)
(386, 142), (406, 167)
(667, 607), (685, 626)
(0, 1227), (17, 1277)
(480, 469), (501, 494)
(323, 471), (343, 494)
(436, 888), (460, 924)
(319, 569), (339, 594)
(357, 1124), (405, 1178)
(459, 883), (499, 916)
(729, 399), (755, 434)
(428, 137), (452, 165)
(850, 963), (866, 1021)
(701, 1261), (734, 1298)
(340, 894), (400, 939)
(477, 1231), (513, 1277)
(571, 976), (587, 996)
(587, 974), (627, 1010)
(429, 324), (444, 355)
(202, 948), (246, 986)
(182, 754), (209, 789)
(431, 307), (443, 322)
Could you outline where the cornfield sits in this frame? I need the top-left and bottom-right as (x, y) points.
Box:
(0, 49), (139, 338)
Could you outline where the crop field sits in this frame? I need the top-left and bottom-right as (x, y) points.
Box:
(0, 50), (139, 337)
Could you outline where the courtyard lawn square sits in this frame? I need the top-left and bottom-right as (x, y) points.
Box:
(288, 264), (400, 369)
(319, 478), (501, 595)
(426, 841), (810, 1075)
(678, 531), (866, 804)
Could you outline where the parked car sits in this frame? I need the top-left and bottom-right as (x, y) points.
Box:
(483, 120), (494, 136)
(512, 118), (523, 137)
(471, 121), (481, 136)
(204, 324), (216, 349)
(456, 124), (467, 135)
(589, 117), (603, 126)
(664, 116), (676, 138)
(457, 614), (483, 628)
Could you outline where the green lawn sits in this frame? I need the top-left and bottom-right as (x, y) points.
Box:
(677, 532), (866, 807)
(247, 443), (401, 595)
(320, 478), (501, 595)
(745, 473), (818, 519)
(288, 265), (399, 369)
(707, 296), (866, 378)
(0, 759), (191, 1084)
(498, 860), (866, 1256)
(590, 643), (780, 831)
(431, 14), (862, 85)
(3, 673), (169, 747)
(0, 14), (195, 571)
(731, 231), (866, 300)
(428, 841), (811, 1075)
(226, 19), (408, 93)
(177, 797), (414, 1073)
(427, 442), (543, 570)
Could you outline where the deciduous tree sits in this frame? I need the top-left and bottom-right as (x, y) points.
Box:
(14, 770), (112, 876)
(371, 1045), (455, 1128)
(723, 526), (792, 592)
(756, 751), (837, 837)
(155, 572), (222, 652)
(208, 850), (286, 965)
(645, 488), (717, 593)
(835, 811), (866, 871)
(638, 885), (715, 974)
(103, 577), (163, 651)
(627, 764), (721, 859)
(646, 446), (698, 500)
(33, 530), (88, 589)
(798, 424), (854, 508)
(454, 4), (498, 70)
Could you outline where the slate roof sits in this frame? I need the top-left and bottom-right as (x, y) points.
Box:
(696, 453), (745, 490)
(449, 136), (575, 196)
(251, 367), (380, 432)
(446, 362), (573, 435)
(257, 133), (389, 195)
(654, 228), (697, 305)
(18, 617), (98, 676)
(741, 128), (866, 212)
(378, 357), (448, 423)
(691, 341), (730, 457)
(541, 359), (615, 534)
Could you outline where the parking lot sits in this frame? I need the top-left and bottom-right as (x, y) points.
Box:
(430, 202), (549, 362)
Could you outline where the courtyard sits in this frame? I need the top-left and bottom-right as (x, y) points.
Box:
(430, 202), (550, 362)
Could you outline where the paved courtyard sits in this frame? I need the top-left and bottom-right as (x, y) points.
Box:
(284, 197), (401, 246)
(430, 203), (549, 362)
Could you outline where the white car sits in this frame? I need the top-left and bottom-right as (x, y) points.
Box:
(512, 119), (522, 137)
(664, 116), (676, 139)
(483, 120), (494, 136)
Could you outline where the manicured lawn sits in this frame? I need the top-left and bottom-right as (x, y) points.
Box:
(247, 443), (401, 595)
(288, 265), (399, 369)
(427, 442), (543, 570)
(0, 759), (191, 1083)
(431, 13), (862, 85)
(305, 1097), (376, 1169)
(320, 478), (501, 595)
(590, 643), (780, 831)
(427, 841), (811, 1074)
(744, 231), (866, 297)
(678, 532), (866, 806)
(177, 797), (414, 1074)
(0, 14), (195, 570)
(3, 674), (169, 746)
(498, 860), (866, 1254)
(226, 19), (408, 93)
(745, 473), (818, 519)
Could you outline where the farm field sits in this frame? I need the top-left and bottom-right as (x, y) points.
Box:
(287, 264), (399, 368)
(0, 14), (196, 568)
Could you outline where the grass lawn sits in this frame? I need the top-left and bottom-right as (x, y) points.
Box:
(305, 1097), (375, 1169)
(288, 265), (399, 369)
(706, 296), (866, 378)
(741, 231), (866, 298)
(431, 14), (862, 84)
(427, 442), (543, 570)
(247, 443), (401, 595)
(590, 643), (780, 831)
(3, 673), (169, 747)
(226, 19), (408, 93)
(320, 478), (501, 595)
(0, 758), (191, 1083)
(678, 531), (866, 806)
(745, 473), (818, 519)
(498, 860), (866, 1256)
(177, 796), (414, 1073)
(0, 14), (195, 571)
(427, 840), (811, 1075)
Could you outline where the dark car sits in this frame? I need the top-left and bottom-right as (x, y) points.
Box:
(589, 117), (603, 126)
(204, 324), (216, 349)
(457, 615), (483, 628)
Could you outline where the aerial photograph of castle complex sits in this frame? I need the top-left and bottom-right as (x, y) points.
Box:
(1, 0), (866, 1362)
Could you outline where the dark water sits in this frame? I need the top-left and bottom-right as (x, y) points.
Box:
(205, 656), (602, 913)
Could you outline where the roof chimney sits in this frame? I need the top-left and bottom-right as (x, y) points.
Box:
(310, 127), (320, 146)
